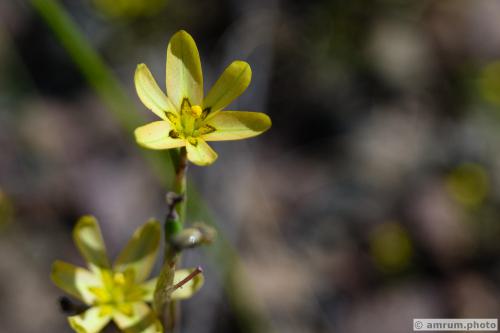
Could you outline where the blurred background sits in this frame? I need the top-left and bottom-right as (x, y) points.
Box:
(2, 0), (500, 332)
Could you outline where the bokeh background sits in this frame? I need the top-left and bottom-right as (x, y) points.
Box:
(2, 0), (500, 332)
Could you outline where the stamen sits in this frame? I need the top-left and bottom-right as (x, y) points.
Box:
(166, 112), (179, 124)
(169, 130), (180, 139)
(188, 137), (198, 146)
(88, 286), (109, 302)
(201, 107), (211, 120)
(197, 125), (216, 136)
(180, 98), (191, 115)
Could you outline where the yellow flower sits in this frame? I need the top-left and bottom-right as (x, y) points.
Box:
(134, 30), (272, 166)
(51, 216), (203, 333)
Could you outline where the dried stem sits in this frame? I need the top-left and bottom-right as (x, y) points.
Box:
(173, 266), (203, 290)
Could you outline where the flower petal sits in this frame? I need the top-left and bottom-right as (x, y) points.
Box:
(166, 30), (203, 110)
(202, 111), (271, 141)
(203, 61), (251, 118)
(170, 268), (204, 300)
(113, 219), (161, 283)
(186, 138), (218, 166)
(135, 64), (176, 120)
(73, 216), (110, 271)
(51, 261), (100, 304)
(68, 306), (112, 333)
(134, 121), (186, 150)
(139, 278), (157, 302)
(113, 302), (162, 333)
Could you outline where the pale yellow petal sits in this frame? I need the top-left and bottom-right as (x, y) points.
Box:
(73, 216), (110, 271)
(113, 302), (162, 333)
(68, 306), (112, 333)
(202, 111), (271, 141)
(166, 30), (203, 109)
(135, 64), (176, 119)
(139, 278), (157, 302)
(51, 261), (100, 304)
(203, 61), (251, 118)
(134, 121), (185, 150)
(114, 220), (161, 283)
(186, 138), (218, 166)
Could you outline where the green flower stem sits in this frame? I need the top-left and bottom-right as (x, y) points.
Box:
(162, 147), (188, 333)
(171, 148), (188, 223)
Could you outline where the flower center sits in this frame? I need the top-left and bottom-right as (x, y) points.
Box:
(88, 270), (145, 312)
(167, 98), (215, 142)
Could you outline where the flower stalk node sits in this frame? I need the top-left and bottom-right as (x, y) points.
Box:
(165, 192), (184, 218)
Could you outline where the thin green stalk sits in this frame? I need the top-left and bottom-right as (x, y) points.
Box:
(171, 148), (188, 222)
(163, 147), (187, 332)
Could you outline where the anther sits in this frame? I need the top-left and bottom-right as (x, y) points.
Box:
(169, 130), (180, 139)
(201, 107), (211, 119)
(197, 125), (216, 135)
(166, 112), (179, 124)
(180, 98), (191, 115)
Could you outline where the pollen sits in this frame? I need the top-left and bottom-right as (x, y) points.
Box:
(191, 105), (203, 118)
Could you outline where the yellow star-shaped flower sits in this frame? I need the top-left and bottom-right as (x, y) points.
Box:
(134, 30), (272, 166)
(51, 216), (203, 333)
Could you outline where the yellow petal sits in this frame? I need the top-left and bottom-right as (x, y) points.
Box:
(113, 220), (161, 283)
(68, 306), (112, 333)
(135, 64), (176, 120)
(202, 111), (271, 141)
(113, 302), (162, 333)
(139, 278), (157, 302)
(134, 121), (186, 150)
(203, 61), (251, 118)
(73, 216), (110, 271)
(186, 138), (218, 166)
(170, 269), (204, 301)
(51, 261), (100, 304)
(166, 30), (203, 110)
